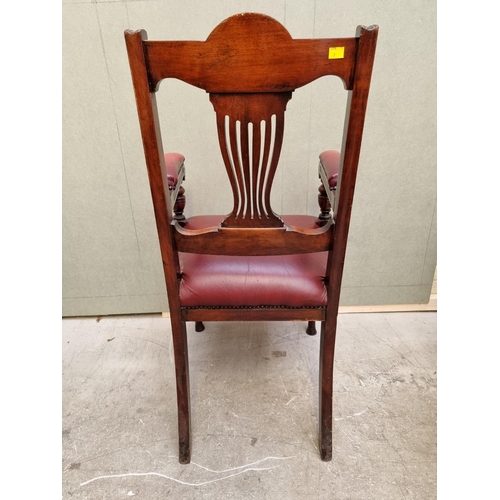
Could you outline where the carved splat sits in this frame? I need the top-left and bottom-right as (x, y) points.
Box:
(210, 92), (292, 228)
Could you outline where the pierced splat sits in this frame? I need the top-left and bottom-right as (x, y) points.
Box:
(210, 92), (292, 228)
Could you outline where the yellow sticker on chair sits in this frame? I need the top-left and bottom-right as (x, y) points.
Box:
(328, 47), (345, 59)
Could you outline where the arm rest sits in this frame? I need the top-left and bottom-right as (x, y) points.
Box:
(164, 152), (185, 189)
(164, 152), (186, 224)
(318, 150), (340, 213)
(319, 150), (340, 189)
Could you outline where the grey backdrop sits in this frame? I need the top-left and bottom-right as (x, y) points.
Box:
(62, 0), (436, 316)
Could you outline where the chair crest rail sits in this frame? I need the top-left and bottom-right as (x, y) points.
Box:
(138, 14), (358, 93)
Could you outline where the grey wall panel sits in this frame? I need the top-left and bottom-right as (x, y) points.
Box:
(62, 4), (150, 312)
(63, 0), (436, 316)
(337, 0), (437, 303)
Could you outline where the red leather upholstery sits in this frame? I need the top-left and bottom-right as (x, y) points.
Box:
(319, 150), (340, 188)
(164, 152), (185, 187)
(179, 215), (328, 307)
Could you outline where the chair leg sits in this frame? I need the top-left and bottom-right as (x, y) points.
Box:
(306, 321), (317, 336)
(171, 317), (191, 463)
(195, 321), (205, 332)
(319, 317), (338, 461)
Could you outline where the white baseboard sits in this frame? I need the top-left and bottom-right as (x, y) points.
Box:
(338, 294), (437, 313)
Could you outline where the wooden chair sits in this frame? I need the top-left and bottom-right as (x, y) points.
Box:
(125, 13), (378, 463)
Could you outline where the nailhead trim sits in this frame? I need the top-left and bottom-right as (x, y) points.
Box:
(181, 305), (326, 310)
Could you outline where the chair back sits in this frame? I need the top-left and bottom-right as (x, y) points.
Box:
(125, 13), (378, 259)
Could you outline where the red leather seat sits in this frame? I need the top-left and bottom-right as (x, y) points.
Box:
(179, 215), (328, 308)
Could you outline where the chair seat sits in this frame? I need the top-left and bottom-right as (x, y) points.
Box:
(179, 215), (328, 308)
(164, 152), (185, 188)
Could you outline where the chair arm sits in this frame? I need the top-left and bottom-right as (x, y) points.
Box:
(164, 152), (186, 223)
(164, 152), (185, 190)
(319, 150), (339, 189)
(165, 151), (186, 200)
(318, 150), (340, 209)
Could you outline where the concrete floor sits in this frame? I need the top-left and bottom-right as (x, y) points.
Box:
(62, 312), (436, 499)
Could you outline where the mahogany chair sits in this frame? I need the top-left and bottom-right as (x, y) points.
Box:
(125, 13), (378, 463)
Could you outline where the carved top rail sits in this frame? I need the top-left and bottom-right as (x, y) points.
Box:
(142, 13), (358, 92)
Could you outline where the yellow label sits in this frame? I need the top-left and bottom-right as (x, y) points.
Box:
(328, 47), (345, 59)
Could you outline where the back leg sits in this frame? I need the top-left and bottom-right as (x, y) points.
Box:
(195, 321), (205, 332)
(306, 321), (317, 336)
(319, 318), (337, 461)
(171, 318), (191, 463)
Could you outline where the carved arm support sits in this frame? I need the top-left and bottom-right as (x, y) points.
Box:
(317, 150), (340, 226)
(164, 152), (187, 225)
